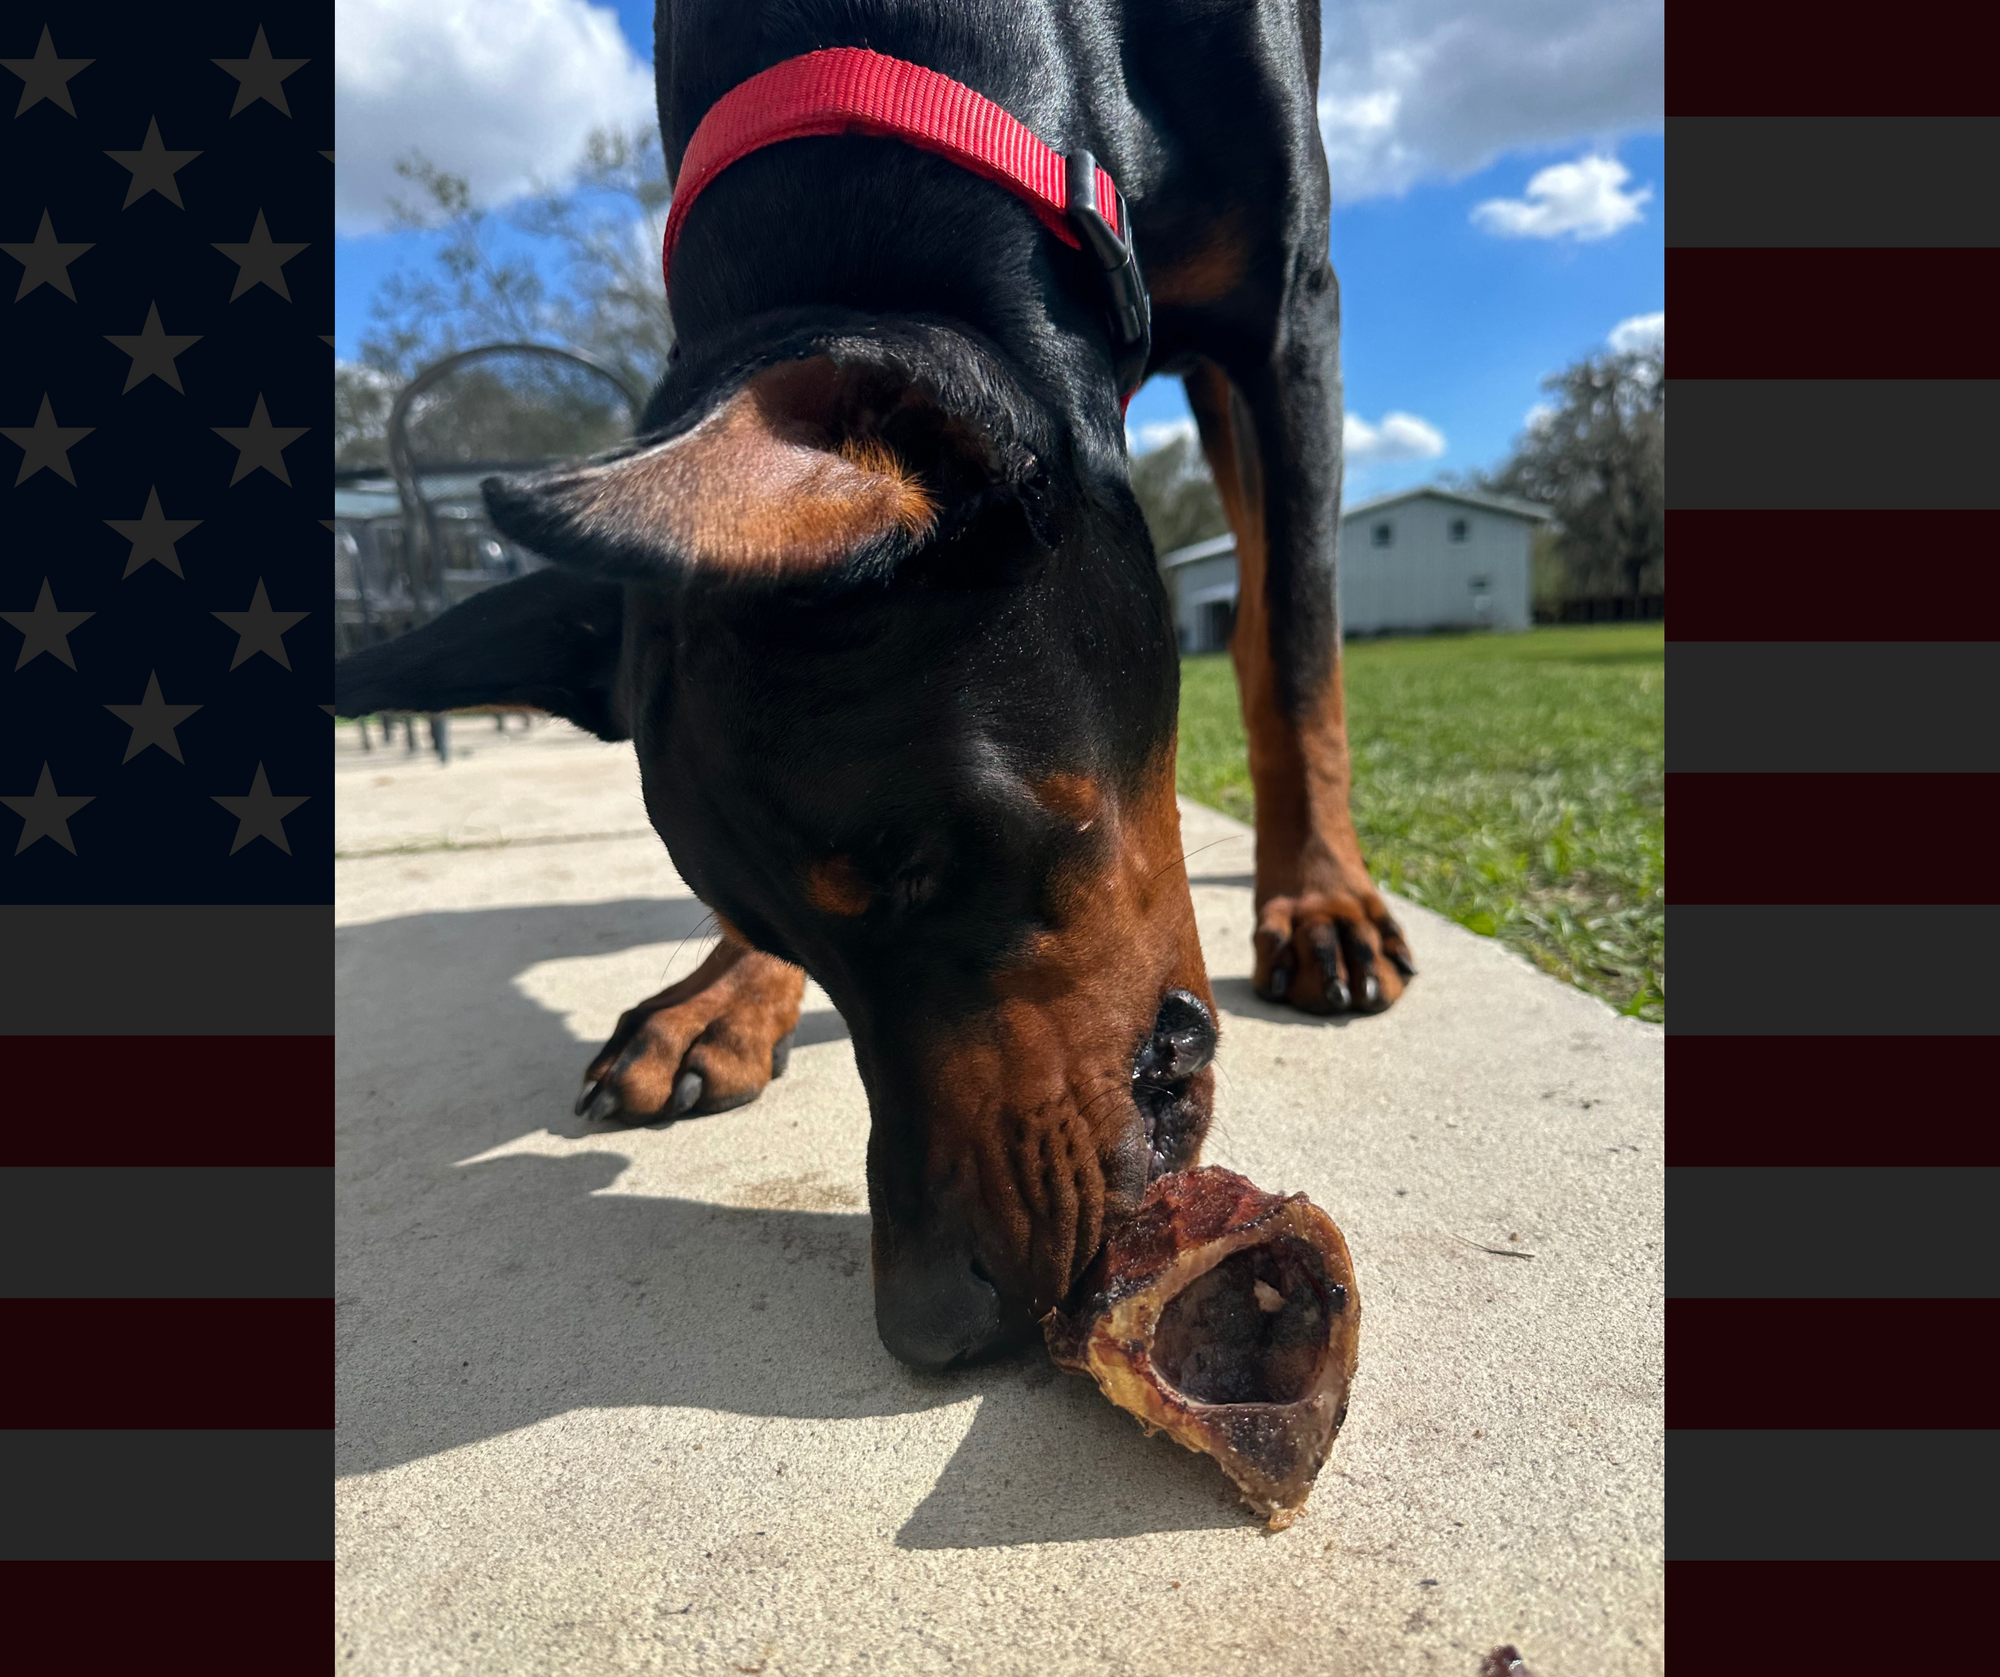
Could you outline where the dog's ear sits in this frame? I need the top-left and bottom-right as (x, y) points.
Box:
(333, 567), (628, 741)
(481, 354), (1021, 585)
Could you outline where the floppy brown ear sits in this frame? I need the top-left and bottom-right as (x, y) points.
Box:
(483, 356), (948, 583)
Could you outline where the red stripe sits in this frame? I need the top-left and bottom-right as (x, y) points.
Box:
(1672, 250), (2000, 378)
(1670, 1562), (1996, 1670)
(1669, 7), (1999, 115)
(0, 1038), (332, 1165)
(0, 1300), (331, 1428)
(0, 1560), (326, 1669)
(1666, 511), (2000, 640)
(1670, 775), (2000, 904)
(664, 48), (1119, 284)
(1668, 1038), (1998, 1165)
(1669, 1300), (1998, 1428)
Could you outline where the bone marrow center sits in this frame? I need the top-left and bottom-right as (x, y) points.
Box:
(1150, 1235), (1339, 1406)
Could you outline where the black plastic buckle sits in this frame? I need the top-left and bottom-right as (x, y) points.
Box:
(1066, 149), (1152, 397)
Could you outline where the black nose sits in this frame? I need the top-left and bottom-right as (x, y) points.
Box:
(1134, 989), (1217, 1083)
(873, 1251), (1006, 1370)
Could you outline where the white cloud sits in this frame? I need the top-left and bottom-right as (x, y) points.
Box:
(1346, 411), (1447, 464)
(1318, 2), (1662, 203)
(1471, 154), (1651, 240)
(1522, 400), (1558, 435)
(1130, 416), (1199, 453)
(1608, 310), (1665, 353)
(336, 358), (394, 383)
(335, 0), (656, 234)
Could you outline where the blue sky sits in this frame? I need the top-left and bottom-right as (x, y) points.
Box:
(1125, 131), (1664, 497)
(335, 1), (1663, 491)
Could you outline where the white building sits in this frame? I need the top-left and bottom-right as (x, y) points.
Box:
(1159, 486), (1551, 652)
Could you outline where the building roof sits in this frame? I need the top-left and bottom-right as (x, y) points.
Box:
(331, 472), (509, 523)
(1158, 486), (1550, 568)
(1157, 532), (1238, 570)
(334, 486), (398, 520)
(1342, 485), (1552, 523)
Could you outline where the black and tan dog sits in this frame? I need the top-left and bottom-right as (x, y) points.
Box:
(336, 0), (1413, 1370)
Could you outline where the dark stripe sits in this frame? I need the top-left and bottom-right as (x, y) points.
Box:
(0, 908), (332, 1034)
(1671, 907), (2000, 1033)
(1668, 645), (2000, 772)
(0, 1432), (330, 1560)
(1667, 1300), (1999, 1426)
(1665, 512), (2000, 641)
(0, 1561), (328, 1670)
(1669, 10), (2000, 118)
(1670, 1561), (1999, 1666)
(1670, 382), (2000, 510)
(0, 1301), (331, 1428)
(1669, 1167), (2000, 1297)
(0, 1039), (333, 1165)
(1667, 1038), (1999, 1164)
(1671, 249), (2000, 377)
(1669, 1431), (2000, 1559)
(1669, 119), (2000, 247)
(0, 1169), (331, 1298)
(1669, 775), (2000, 903)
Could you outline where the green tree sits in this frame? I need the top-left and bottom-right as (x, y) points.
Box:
(342, 129), (675, 467)
(1484, 345), (1665, 603)
(334, 361), (396, 471)
(1127, 430), (1229, 557)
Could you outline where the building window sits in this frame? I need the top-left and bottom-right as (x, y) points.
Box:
(1448, 517), (1469, 543)
(1371, 521), (1394, 548)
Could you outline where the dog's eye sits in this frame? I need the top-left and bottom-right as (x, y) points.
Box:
(892, 870), (938, 911)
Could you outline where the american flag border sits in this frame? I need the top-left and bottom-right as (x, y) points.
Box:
(1666, 6), (2000, 1657)
(1, 1), (331, 1663)
(8, 2), (1995, 1669)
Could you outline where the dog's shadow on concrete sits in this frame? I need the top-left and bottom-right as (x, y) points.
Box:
(336, 899), (1247, 1548)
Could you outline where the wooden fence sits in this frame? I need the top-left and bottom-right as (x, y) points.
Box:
(1534, 595), (1665, 625)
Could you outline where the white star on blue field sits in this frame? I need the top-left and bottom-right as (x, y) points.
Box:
(3, 12), (329, 903)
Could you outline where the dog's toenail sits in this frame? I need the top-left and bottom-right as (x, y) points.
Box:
(583, 1084), (622, 1123)
(667, 1070), (704, 1117)
(1268, 966), (1290, 999)
(1362, 974), (1380, 1007)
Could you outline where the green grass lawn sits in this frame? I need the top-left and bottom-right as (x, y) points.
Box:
(1177, 624), (1665, 1022)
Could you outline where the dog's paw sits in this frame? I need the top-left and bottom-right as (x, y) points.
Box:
(1252, 890), (1415, 1015)
(575, 940), (805, 1124)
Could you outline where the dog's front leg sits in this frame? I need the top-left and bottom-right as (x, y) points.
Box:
(1184, 335), (1415, 1015)
(576, 929), (805, 1122)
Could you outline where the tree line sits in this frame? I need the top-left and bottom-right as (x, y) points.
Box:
(336, 128), (675, 472)
(339, 137), (1662, 611)
(1123, 345), (1665, 609)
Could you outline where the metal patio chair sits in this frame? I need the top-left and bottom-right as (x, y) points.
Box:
(341, 343), (644, 762)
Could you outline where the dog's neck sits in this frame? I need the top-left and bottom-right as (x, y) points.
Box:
(649, 12), (1134, 475)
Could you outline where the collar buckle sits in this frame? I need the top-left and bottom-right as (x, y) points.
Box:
(1065, 149), (1152, 398)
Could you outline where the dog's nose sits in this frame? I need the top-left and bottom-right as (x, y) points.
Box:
(1135, 989), (1217, 1083)
(873, 1250), (1006, 1370)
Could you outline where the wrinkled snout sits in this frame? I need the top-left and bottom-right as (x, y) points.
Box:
(870, 987), (1219, 1369)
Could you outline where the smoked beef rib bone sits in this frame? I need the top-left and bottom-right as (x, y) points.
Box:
(1043, 1166), (1360, 1529)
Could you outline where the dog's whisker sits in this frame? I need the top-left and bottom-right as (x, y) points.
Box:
(1148, 833), (1239, 888)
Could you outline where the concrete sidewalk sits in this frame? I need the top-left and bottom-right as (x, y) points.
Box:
(336, 717), (1663, 1676)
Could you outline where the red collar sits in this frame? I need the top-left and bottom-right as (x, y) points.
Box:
(661, 47), (1151, 400)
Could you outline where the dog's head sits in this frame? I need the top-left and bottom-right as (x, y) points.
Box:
(340, 319), (1215, 1366)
